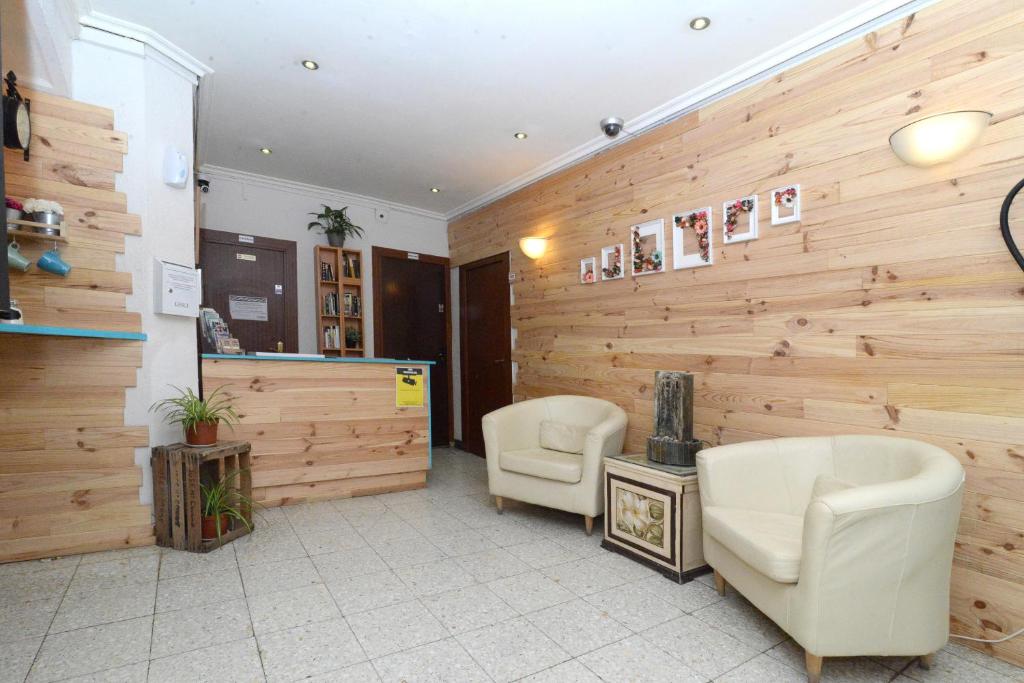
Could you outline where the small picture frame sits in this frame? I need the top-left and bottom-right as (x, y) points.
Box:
(770, 184), (800, 225)
(672, 207), (713, 269)
(601, 244), (624, 280)
(631, 219), (665, 277)
(723, 195), (758, 243)
(580, 257), (597, 284)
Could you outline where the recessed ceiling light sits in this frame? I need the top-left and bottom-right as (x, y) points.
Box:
(430, 187), (440, 193)
(513, 132), (528, 140)
(301, 59), (319, 70)
(259, 147), (272, 155)
(689, 16), (711, 30)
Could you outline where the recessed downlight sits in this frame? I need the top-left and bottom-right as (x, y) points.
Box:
(301, 59), (319, 70)
(430, 187), (440, 193)
(259, 147), (272, 155)
(513, 132), (528, 140)
(689, 16), (711, 30)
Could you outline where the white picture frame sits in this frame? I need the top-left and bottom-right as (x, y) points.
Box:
(672, 207), (714, 270)
(580, 256), (597, 284)
(600, 244), (624, 281)
(722, 195), (758, 243)
(631, 219), (665, 277)
(770, 184), (800, 225)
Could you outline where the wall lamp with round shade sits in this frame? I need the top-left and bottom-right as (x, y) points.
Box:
(889, 110), (992, 167)
(519, 237), (549, 259)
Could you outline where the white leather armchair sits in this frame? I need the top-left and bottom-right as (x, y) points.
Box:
(482, 395), (627, 534)
(697, 435), (964, 683)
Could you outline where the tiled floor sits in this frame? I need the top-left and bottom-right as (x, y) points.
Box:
(1, 448), (1022, 682)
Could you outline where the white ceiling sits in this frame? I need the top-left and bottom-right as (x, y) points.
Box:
(89, 0), (918, 216)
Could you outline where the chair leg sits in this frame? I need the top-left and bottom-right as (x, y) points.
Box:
(495, 496), (503, 514)
(584, 515), (594, 536)
(713, 569), (727, 596)
(919, 653), (935, 670)
(805, 652), (823, 683)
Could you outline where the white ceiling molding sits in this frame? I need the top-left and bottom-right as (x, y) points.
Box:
(77, 9), (213, 80)
(200, 165), (447, 223)
(445, 0), (939, 221)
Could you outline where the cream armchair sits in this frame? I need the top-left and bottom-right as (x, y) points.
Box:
(696, 436), (964, 683)
(482, 396), (627, 534)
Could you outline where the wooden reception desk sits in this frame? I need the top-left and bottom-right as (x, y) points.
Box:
(201, 354), (432, 507)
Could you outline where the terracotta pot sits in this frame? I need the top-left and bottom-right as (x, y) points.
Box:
(201, 514), (229, 541)
(185, 421), (218, 446)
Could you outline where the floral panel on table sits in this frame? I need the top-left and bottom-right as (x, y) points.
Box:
(615, 489), (665, 547)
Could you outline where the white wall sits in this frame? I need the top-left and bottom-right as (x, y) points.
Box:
(199, 168), (449, 355)
(72, 28), (199, 506)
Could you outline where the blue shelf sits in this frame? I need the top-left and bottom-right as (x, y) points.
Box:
(0, 324), (146, 341)
(201, 353), (434, 365)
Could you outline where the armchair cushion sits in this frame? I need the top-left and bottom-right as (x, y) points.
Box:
(539, 420), (588, 454)
(703, 506), (803, 583)
(500, 447), (583, 483)
(811, 474), (854, 500)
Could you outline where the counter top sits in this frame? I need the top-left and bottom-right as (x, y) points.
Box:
(0, 324), (146, 341)
(202, 353), (435, 365)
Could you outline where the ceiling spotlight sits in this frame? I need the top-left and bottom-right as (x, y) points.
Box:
(430, 187), (440, 193)
(689, 17), (711, 30)
(301, 60), (319, 70)
(513, 132), (528, 140)
(259, 147), (272, 155)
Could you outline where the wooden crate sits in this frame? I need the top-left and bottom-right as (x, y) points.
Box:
(151, 441), (253, 553)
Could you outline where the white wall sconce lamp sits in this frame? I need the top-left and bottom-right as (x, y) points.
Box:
(889, 110), (992, 167)
(519, 236), (549, 259)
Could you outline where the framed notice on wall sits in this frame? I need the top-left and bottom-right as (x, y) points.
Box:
(396, 367), (425, 407)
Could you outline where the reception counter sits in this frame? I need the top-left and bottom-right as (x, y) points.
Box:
(201, 354), (432, 507)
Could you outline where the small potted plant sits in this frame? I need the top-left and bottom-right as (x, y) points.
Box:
(200, 469), (254, 542)
(23, 198), (64, 235)
(307, 204), (364, 247)
(151, 385), (239, 446)
(345, 327), (362, 349)
(6, 197), (23, 224)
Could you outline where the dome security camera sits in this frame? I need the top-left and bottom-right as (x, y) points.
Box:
(197, 178), (210, 193)
(600, 117), (625, 138)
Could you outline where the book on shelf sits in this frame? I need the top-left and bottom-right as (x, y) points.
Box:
(323, 292), (339, 316)
(352, 294), (361, 317)
(322, 324), (341, 349)
(342, 253), (361, 280)
(343, 292), (353, 316)
(319, 260), (336, 282)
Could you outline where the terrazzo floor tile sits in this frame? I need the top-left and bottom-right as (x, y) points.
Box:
(304, 661), (381, 682)
(642, 614), (759, 680)
(428, 530), (499, 557)
(372, 536), (446, 569)
(49, 580), (155, 633)
(526, 598), (632, 656)
(583, 583), (684, 632)
(942, 641), (1024, 679)
(0, 556), (79, 578)
(256, 617), (366, 682)
(541, 558), (629, 597)
(520, 659), (604, 683)
(354, 517), (422, 545)
(247, 583), (341, 635)
(296, 527), (369, 555)
(326, 570), (413, 615)
(150, 597), (253, 659)
(578, 634), (705, 683)
(156, 565), (244, 612)
(505, 539), (583, 569)
(240, 556), (322, 597)
(57, 661), (149, 683)
(371, 637), (490, 682)
(0, 566), (74, 608)
(900, 648), (1016, 682)
(332, 495), (389, 517)
(77, 546), (159, 566)
(346, 600), (448, 659)
(158, 545), (236, 580)
(395, 558), (476, 596)
(454, 547), (531, 583)
(766, 639), (895, 682)
(233, 529), (309, 567)
(716, 653), (807, 682)
(632, 573), (723, 613)
(0, 597), (59, 643)
(27, 616), (152, 683)
(455, 617), (570, 683)
(589, 550), (660, 582)
(487, 570), (576, 614)
(67, 555), (159, 594)
(420, 583), (517, 635)
(0, 636), (42, 683)
(692, 592), (788, 651)
(311, 546), (388, 582)
(147, 637), (264, 683)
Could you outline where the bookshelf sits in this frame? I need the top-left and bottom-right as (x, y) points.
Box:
(314, 245), (364, 357)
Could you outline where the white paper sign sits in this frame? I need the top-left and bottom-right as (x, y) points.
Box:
(155, 259), (200, 318)
(228, 295), (268, 321)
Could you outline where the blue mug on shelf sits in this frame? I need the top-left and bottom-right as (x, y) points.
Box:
(37, 248), (71, 277)
(7, 241), (30, 272)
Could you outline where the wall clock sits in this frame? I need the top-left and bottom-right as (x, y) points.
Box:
(3, 71), (30, 161)
(1001, 178), (1024, 273)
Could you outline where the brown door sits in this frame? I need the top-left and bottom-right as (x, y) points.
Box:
(199, 229), (298, 354)
(372, 247), (452, 446)
(459, 252), (512, 456)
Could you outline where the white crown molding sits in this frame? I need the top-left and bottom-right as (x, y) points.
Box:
(77, 9), (213, 79)
(446, 0), (939, 221)
(200, 165), (448, 223)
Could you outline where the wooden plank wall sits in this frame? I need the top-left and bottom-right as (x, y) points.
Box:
(449, 0), (1024, 666)
(202, 358), (430, 507)
(0, 90), (152, 562)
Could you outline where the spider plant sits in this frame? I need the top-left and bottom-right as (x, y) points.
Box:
(150, 385), (239, 445)
(200, 468), (254, 543)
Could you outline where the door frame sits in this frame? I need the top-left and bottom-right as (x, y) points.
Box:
(371, 246), (454, 444)
(458, 251), (512, 455)
(198, 228), (299, 353)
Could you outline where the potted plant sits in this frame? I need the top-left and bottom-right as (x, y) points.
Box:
(307, 204), (364, 247)
(151, 385), (239, 446)
(6, 197), (23, 224)
(200, 469), (254, 542)
(23, 198), (64, 236)
(345, 327), (362, 349)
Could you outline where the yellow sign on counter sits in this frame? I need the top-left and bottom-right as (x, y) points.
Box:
(395, 367), (425, 407)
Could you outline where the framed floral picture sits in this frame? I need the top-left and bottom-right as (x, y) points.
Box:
(580, 256), (597, 284)
(600, 244), (624, 280)
(770, 184), (800, 225)
(631, 219), (664, 277)
(672, 207), (713, 269)
(723, 195), (758, 243)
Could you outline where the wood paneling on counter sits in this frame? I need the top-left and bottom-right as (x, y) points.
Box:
(449, 0), (1024, 666)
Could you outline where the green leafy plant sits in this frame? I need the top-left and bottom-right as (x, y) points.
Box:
(307, 205), (364, 245)
(200, 469), (254, 543)
(150, 385), (239, 432)
(345, 327), (362, 349)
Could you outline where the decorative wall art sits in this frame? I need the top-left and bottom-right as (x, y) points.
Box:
(631, 219), (665, 276)
(770, 184), (800, 225)
(601, 244), (624, 280)
(672, 207), (713, 269)
(580, 256), (597, 284)
(723, 195), (758, 243)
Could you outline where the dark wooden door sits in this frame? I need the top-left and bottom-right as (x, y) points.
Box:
(459, 252), (512, 456)
(199, 229), (298, 354)
(372, 247), (451, 446)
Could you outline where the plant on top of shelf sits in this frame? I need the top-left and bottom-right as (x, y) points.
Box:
(200, 468), (254, 542)
(150, 385), (239, 447)
(307, 204), (364, 247)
